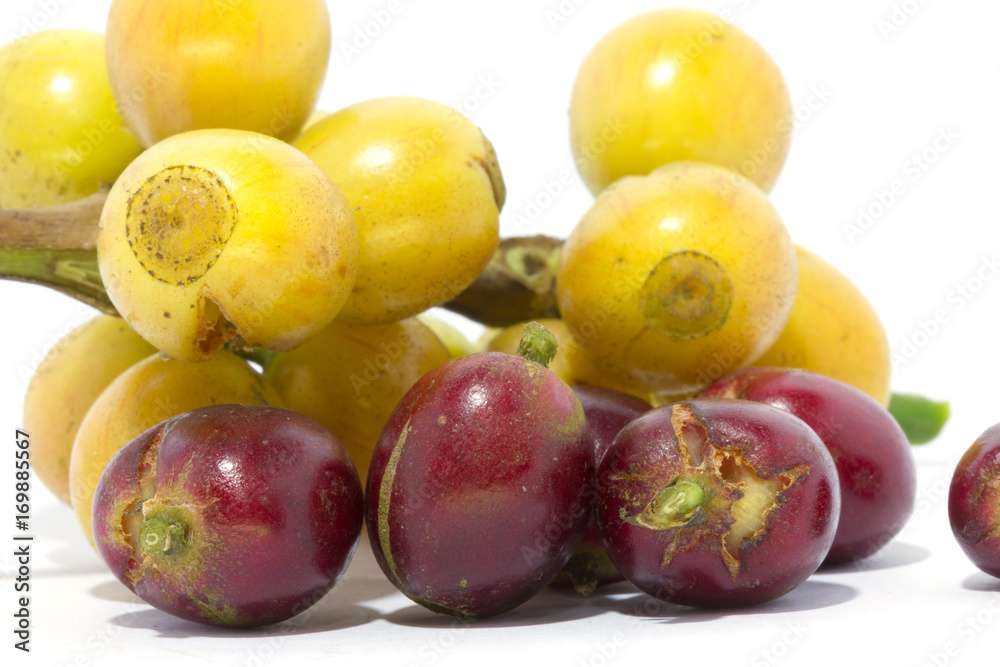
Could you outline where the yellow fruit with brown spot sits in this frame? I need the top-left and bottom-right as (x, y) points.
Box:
(23, 316), (156, 504)
(557, 162), (797, 396)
(265, 318), (451, 481)
(754, 247), (892, 405)
(570, 9), (792, 195)
(0, 30), (142, 208)
(294, 97), (504, 325)
(69, 351), (282, 547)
(105, 0), (330, 146)
(97, 129), (358, 362)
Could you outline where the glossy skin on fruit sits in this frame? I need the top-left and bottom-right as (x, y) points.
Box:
(949, 424), (1000, 578)
(98, 129), (358, 362)
(598, 399), (839, 607)
(570, 9), (791, 195)
(70, 351), (282, 548)
(552, 386), (651, 593)
(23, 316), (155, 504)
(700, 367), (914, 565)
(105, 0), (330, 147)
(417, 314), (476, 358)
(294, 97), (504, 325)
(366, 352), (594, 618)
(486, 319), (649, 401)
(92, 405), (363, 627)
(557, 162), (797, 396)
(0, 30), (142, 208)
(265, 318), (451, 482)
(754, 247), (892, 406)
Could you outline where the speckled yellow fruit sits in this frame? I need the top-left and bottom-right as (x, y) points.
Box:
(294, 97), (504, 324)
(105, 0), (330, 147)
(0, 30), (142, 208)
(570, 9), (792, 195)
(69, 351), (281, 547)
(265, 318), (451, 481)
(486, 319), (651, 401)
(417, 314), (475, 358)
(557, 161), (797, 395)
(98, 129), (358, 362)
(754, 247), (892, 405)
(22, 316), (155, 505)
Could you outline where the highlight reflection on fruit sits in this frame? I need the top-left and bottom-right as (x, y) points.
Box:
(0, 30), (142, 208)
(294, 97), (503, 325)
(570, 9), (792, 195)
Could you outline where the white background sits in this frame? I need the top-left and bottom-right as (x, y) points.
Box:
(2, 0), (999, 665)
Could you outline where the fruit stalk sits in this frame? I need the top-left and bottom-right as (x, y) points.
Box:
(0, 190), (114, 313)
(0, 196), (565, 325)
(444, 235), (562, 326)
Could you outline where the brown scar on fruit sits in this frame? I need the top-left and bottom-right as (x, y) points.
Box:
(125, 165), (237, 286)
(121, 424), (167, 588)
(195, 290), (238, 357)
(477, 136), (507, 210)
(639, 251), (733, 340)
(636, 403), (811, 578)
(712, 447), (810, 579)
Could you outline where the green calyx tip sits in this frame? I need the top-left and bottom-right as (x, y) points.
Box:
(889, 393), (950, 445)
(516, 321), (558, 367)
(138, 517), (187, 556)
(623, 477), (708, 530)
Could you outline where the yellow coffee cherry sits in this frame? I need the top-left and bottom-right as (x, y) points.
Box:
(69, 351), (282, 547)
(105, 0), (330, 146)
(294, 97), (504, 325)
(97, 129), (358, 362)
(23, 316), (155, 504)
(755, 247), (892, 405)
(557, 162), (797, 396)
(265, 318), (451, 481)
(570, 9), (792, 195)
(0, 30), (142, 208)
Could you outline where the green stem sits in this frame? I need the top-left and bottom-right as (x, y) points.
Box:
(0, 247), (116, 315)
(516, 321), (558, 367)
(138, 516), (187, 556)
(623, 477), (708, 530)
(889, 393), (950, 445)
